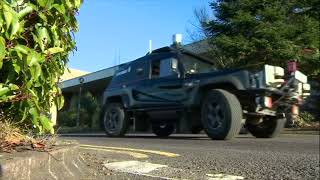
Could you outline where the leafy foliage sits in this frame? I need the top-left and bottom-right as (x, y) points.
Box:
(203, 0), (319, 77)
(0, 0), (82, 134)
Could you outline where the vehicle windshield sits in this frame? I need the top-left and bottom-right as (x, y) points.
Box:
(181, 55), (216, 74)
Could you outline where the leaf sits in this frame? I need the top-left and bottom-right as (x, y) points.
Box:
(14, 44), (29, 54)
(39, 115), (54, 133)
(36, 26), (50, 52)
(30, 63), (42, 81)
(28, 50), (45, 66)
(50, 25), (61, 47)
(32, 142), (46, 148)
(0, 13), (3, 28)
(0, 87), (10, 97)
(18, 5), (34, 19)
(3, 4), (13, 30)
(37, 0), (48, 7)
(55, 94), (64, 110)
(74, 0), (82, 9)
(65, 0), (73, 9)
(37, 0), (53, 9)
(0, 37), (5, 69)
(13, 62), (21, 74)
(52, 4), (65, 14)
(21, 107), (28, 122)
(46, 47), (64, 54)
(29, 108), (39, 127)
(10, 16), (20, 39)
(38, 12), (48, 23)
(8, 83), (19, 91)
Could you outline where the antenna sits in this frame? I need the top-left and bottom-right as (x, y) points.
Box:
(149, 40), (152, 53)
(114, 49), (117, 66)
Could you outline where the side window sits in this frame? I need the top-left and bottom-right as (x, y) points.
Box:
(151, 61), (160, 78)
(133, 60), (148, 79)
(151, 58), (179, 79)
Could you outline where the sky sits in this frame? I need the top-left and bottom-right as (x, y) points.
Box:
(68, 0), (212, 72)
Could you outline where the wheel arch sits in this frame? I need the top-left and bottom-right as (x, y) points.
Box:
(198, 81), (240, 104)
(104, 95), (130, 108)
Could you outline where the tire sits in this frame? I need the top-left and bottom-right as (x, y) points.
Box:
(152, 123), (175, 137)
(201, 89), (243, 140)
(103, 102), (129, 137)
(246, 116), (286, 138)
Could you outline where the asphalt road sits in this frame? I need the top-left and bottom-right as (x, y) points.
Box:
(62, 134), (320, 180)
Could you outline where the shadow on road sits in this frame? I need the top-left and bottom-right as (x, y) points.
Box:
(59, 133), (254, 140)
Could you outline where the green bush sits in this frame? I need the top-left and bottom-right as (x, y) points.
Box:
(299, 111), (316, 123)
(0, 0), (82, 134)
(57, 92), (101, 129)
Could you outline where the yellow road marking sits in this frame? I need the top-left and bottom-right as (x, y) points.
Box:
(80, 144), (180, 158)
(80, 147), (149, 159)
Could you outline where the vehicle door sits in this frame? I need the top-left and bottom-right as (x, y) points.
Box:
(142, 57), (188, 108)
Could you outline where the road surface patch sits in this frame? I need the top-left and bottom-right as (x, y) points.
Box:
(80, 144), (180, 157)
(206, 173), (244, 180)
(103, 160), (179, 180)
(104, 160), (167, 174)
(80, 147), (149, 159)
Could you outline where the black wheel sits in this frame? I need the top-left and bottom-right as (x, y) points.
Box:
(152, 123), (175, 137)
(246, 116), (286, 138)
(103, 102), (129, 137)
(201, 89), (243, 140)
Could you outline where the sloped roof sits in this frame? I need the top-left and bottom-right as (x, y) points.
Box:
(60, 68), (89, 82)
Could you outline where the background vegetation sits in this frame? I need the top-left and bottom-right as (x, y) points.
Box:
(202, 0), (319, 76)
(57, 91), (101, 131)
(0, 0), (82, 134)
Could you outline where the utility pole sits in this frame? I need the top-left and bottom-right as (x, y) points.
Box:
(76, 77), (84, 127)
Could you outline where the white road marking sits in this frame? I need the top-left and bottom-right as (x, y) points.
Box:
(62, 152), (74, 176)
(104, 160), (167, 174)
(48, 155), (58, 180)
(28, 158), (32, 180)
(72, 160), (81, 171)
(206, 173), (244, 180)
(80, 144), (180, 157)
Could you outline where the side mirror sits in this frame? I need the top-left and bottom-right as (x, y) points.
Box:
(171, 59), (178, 70)
(170, 59), (180, 78)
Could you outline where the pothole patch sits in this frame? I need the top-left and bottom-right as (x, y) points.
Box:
(206, 173), (244, 180)
(104, 160), (167, 174)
